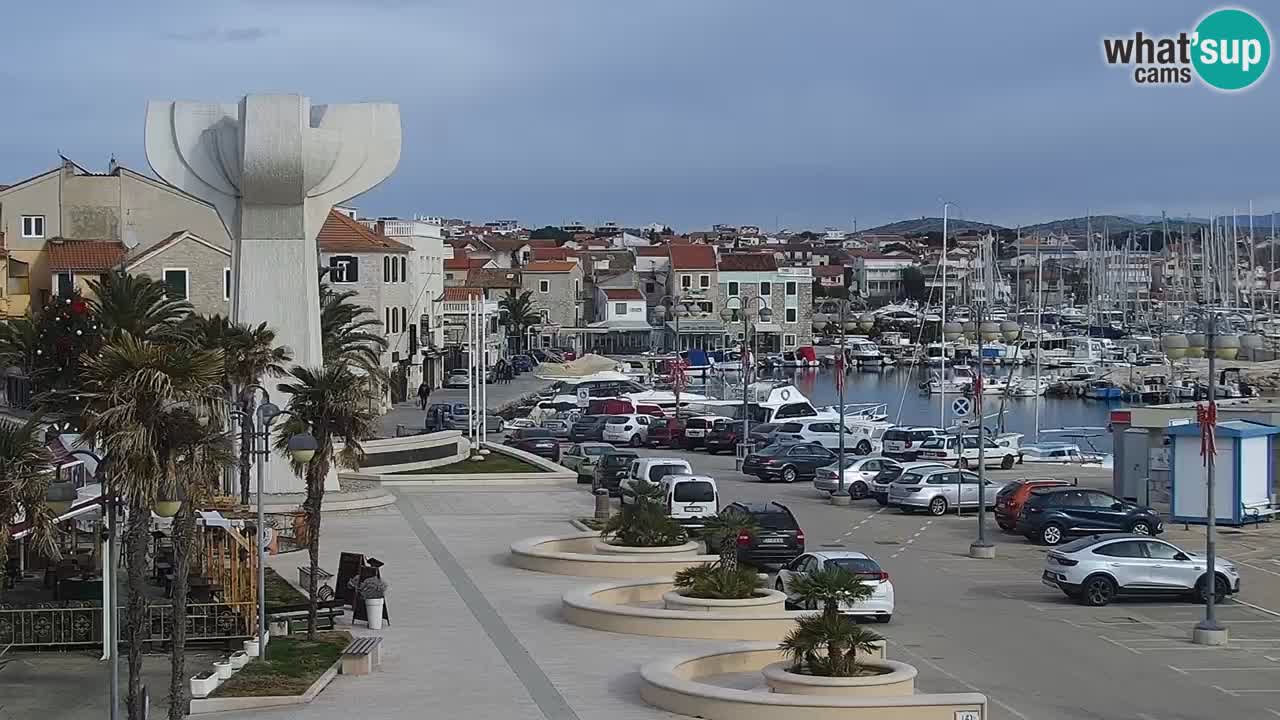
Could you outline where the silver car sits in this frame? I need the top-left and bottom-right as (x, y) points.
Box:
(888, 467), (1010, 516)
(814, 457), (901, 498)
(540, 418), (573, 440)
(870, 461), (946, 506)
(1041, 534), (1241, 606)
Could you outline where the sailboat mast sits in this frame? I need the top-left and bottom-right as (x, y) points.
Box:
(1249, 200), (1256, 330)
(1035, 245), (1042, 444)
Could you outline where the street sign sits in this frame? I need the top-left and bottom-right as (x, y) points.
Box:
(576, 386), (590, 408)
(951, 397), (971, 418)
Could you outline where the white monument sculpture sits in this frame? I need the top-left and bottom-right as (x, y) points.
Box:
(145, 94), (402, 493)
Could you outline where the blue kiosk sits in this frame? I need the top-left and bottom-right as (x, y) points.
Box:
(1167, 420), (1280, 526)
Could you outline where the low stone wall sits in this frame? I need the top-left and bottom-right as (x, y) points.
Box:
(510, 533), (719, 579)
(347, 431), (468, 475)
(661, 588), (787, 615)
(359, 442), (576, 485)
(640, 643), (988, 720)
(592, 539), (702, 556)
(762, 659), (916, 696)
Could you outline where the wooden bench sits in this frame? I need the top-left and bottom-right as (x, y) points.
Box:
(297, 566), (334, 596)
(340, 636), (383, 676)
(1242, 501), (1280, 527)
(267, 599), (345, 633)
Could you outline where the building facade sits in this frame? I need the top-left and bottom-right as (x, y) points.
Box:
(520, 261), (585, 350)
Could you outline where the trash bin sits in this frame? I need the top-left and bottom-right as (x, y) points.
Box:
(593, 488), (611, 520)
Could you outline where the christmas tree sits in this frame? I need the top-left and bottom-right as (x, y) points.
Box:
(32, 290), (101, 402)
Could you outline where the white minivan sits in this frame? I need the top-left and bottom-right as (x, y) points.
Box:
(657, 474), (719, 529)
(620, 457), (694, 505)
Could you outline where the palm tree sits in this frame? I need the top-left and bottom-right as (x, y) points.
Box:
(275, 364), (378, 639)
(77, 332), (225, 720)
(779, 566), (879, 677)
(499, 289), (539, 351)
(788, 565), (874, 620)
(700, 510), (759, 570)
(88, 271), (192, 343)
(320, 282), (387, 375)
(185, 315), (292, 505)
(0, 420), (59, 572)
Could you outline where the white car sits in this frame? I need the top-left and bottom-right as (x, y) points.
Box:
(772, 418), (880, 455)
(1041, 534), (1241, 607)
(915, 435), (1020, 470)
(619, 457), (694, 505)
(505, 418), (537, 432)
(602, 414), (652, 447)
(775, 550), (894, 622)
(813, 457), (901, 498)
(683, 415), (732, 447)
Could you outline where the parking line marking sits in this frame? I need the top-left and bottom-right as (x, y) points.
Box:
(1167, 665), (1189, 675)
(1171, 666), (1280, 672)
(1213, 685), (1240, 696)
(888, 641), (1031, 720)
(1265, 708), (1280, 717)
(1231, 599), (1280, 619)
(1226, 689), (1280, 694)
(1099, 635), (1142, 654)
(1240, 561), (1280, 579)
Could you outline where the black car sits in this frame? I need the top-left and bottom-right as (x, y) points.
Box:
(723, 501), (805, 568)
(512, 354), (534, 372)
(505, 428), (560, 461)
(592, 449), (639, 495)
(749, 423), (780, 447)
(1017, 487), (1165, 546)
(741, 442), (837, 483)
(704, 420), (743, 455)
(569, 415), (610, 443)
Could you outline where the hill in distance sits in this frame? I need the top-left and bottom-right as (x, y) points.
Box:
(860, 217), (1006, 235)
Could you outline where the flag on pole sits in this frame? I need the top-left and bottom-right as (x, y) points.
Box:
(834, 351), (845, 392)
(741, 344), (753, 384)
(1197, 402), (1218, 465)
(671, 357), (688, 392)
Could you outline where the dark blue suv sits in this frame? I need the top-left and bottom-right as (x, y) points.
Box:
(1017, 487), (1164, 546)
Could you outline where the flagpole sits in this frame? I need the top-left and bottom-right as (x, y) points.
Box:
(1194, 311), (1226, 645)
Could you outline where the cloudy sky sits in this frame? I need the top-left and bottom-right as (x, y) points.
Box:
(3, 1), (1276, 230)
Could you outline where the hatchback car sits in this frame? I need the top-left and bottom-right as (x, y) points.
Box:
(560, 442), (614, 482)
(683, 415), (730, 448)
(569, 415), (611, 443)
(722, 501), (805, 568)
(1018, 488), (1164, 545)
(869, 461), (947, 506)
(773, 419), (878, 455)
(444, 369), (470, 389)
(1041, 534), (1239, 606)
(592, 449), (639, 495)
(511, 354), (534, 372)
(704, 419), (744, 455)
(888, 467), (1009, 516)
(881, 426), (946, 460)
(602, 414), (651, 447)
(539, 418), (573, 440)
(994, 478), (1073, 530)
(647, 417), (682, 448)
(775, 550), (894, 622)
(813, 457), (900, 498)
(504, 428), (560, 461)
(742, 442), (838, 484)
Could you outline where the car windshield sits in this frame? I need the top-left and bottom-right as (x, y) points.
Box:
(826, 558), (882, 577)
(755, 443), (789, 456)
(606, 416), (630, 424)
(895, 471), (927, 485)
(672, 481), (715, 502)
(1055, 536), (1105, 553)
(601, 454), (634, 467)
(920, 437), (945, 449)
(584, 446), (610, 455)
(876, 467), (903, 483)
(648, 463), (688, 481)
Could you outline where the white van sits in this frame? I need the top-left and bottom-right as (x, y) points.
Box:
(658, 474), (719, 529)
(620, 457), (694, 505)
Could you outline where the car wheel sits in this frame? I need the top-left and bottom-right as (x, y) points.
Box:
(850, 481), (868, 500)
(1129, 520), (1152, 536)
(928, 496), (948, 516)
(629, 434), (642, 448)
(1196, 574), (1229, 604)
(1081, 575), (1117, 606)
(856, 440), (872, 455)
(1001, 455), (1015, 470)
(875, 615), (891, 624)
(1040, 523), (1065, 546)
(781, 466), (798, 483)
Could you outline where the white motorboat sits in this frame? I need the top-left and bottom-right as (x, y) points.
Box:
(924, 367), (1009, 395)
(844, 337), (888, 365)
(1008, 376), (1051, 397)
(1020, 442), (1108, 466)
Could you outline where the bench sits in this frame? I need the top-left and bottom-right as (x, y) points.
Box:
(267, 599), (346, 633)
(297, 566), (334, 596)
(1242, 501), (1280, 527)
(340, 636), (383, 676)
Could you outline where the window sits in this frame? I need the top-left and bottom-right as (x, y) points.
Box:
(784, 333), (797, 348)
(401, 306), (408, 332)
(384, 256), (392, 282)
(7, 258), (30, 294)
(699, 274), (710, 288)
(698, 301), (712, 314)
(645, 282), (656, 294)
(538, 279), (550, 293)
(615, 302), (627, 315)
(727, 281), (739, 297)
(759, 281), (772, 296)
(1085, 492), (1121, 508)
(329, 255), (358, 283)
(54, 272), (74, 296)
(1093, 541), (1145, 558)
(681, 274), (692, 289)
(162, 268), (189, 299)
(1142, 542), (1183, 560)
(385, 307), (393, 334)
(21, 215), (44, 238)
(785, 281), (797, 296)
(540, 310), (550, 323)
(673, 481), (715, 503)
(785, 308), (798, 323)
(223, 268), (232, 301)
(400, 256), (407, 282)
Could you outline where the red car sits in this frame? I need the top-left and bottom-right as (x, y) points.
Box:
(994, 478), (1072, 530)
(647, 417), (683, 448)
(704, 420), (743, 454)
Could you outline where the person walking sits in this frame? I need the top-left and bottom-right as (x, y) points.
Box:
(417, 382), (430, 410)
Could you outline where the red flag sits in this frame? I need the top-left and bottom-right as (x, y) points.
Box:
(972, 372), (983, 398)
(1197, 402), (1217, 465)
(834, 351), (845, 392)
(672, 357), (688, 392)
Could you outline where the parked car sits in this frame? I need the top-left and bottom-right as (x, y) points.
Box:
(427, 403), (504, 433)
(881, 426), (946, 460)
(504, 428), (560, 461)
(444, 369), (470, 389)
(539, 418), (573, 440)
(994, 478), (1073, 530)
(776, 551), (894, 622)
(682, 415), (729, 449)
(647, 417), (682, 448)
(620, 457), (694, 504)
(511, 354), (534, 372)
(602, 414), (652, 447)
(1018, 487), (1164, 546)
(656, 474), (719, 529)
(561, 442), (615, 482)
(772, 419), (879, 455)
(813, 457), (901, 498)
(505, 418), (537, 432)
(592, 449), (639, 495)
(888, 467), (1010, 516)
(916, 435), (1020, 470)
(704, 419), (744, 454)
(749, 422), (781, 447)
(869, 461), (947, 506)
(721, 501), (805, 568)
(569, 415), (611, 443)
(1040, 534), (1239, 606)
(742, 442), (838, 484)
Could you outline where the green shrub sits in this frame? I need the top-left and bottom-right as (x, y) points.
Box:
(673, 563), (762, 599)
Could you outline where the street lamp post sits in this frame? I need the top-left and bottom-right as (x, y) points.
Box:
(69, 449), (117, 720)
(1197, 313), (1227, 645)
(720, 297), (771, 470)
(653, 297), (692, 433)
(814, 301), (853, 506)
(969, 301), (995, 559)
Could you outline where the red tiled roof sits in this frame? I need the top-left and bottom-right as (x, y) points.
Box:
(669, 244), (717, 270)
(468, 268), (520, 288)
(635, 246), (669, 257)
(445, 257), (491, 271)
(47, 239), (127, 272)
(718, 253), (777, 272)
(318, 210), (412, 253)
(603, 288), (644, 300)
(531, 247), (571, 262)
(522, 261), (577, 272)
(526, 239), (558, 248)
(441, 287), (483, 301)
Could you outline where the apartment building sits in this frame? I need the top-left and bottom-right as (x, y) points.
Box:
(521, 261), (585, 350)
(718, 253), (813, 351)
(663, 244), (723, 350)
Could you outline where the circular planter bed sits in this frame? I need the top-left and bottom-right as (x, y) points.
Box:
(661, 588), (787, 615)
(592, 539), (701, 556)
(762, 659), (915, 697)
(510, 533), (718, 578)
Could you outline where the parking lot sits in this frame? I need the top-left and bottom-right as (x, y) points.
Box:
(586, 442), (1280, 720)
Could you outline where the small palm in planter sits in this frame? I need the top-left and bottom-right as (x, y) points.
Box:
(673, 563), (762, 599)
(602, 478), (687, 547)
(700, 510), (759, 570)
(779, 566), (882, 677)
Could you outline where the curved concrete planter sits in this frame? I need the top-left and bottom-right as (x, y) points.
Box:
(762, 659), (916, 697)
(640, 643), (987, 720)
(510, 532), (718, 579)
(563, 579), (850, 641)
(592, 539), (701, 556)
(662, 589), (787, 614)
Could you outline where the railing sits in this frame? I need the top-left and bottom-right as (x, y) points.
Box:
(0, 601), (254, 648)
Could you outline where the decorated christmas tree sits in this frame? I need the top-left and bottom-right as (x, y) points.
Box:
(32, 290), (101, 404)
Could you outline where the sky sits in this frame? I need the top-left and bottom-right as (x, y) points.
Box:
(2, 1), (1277, 231)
